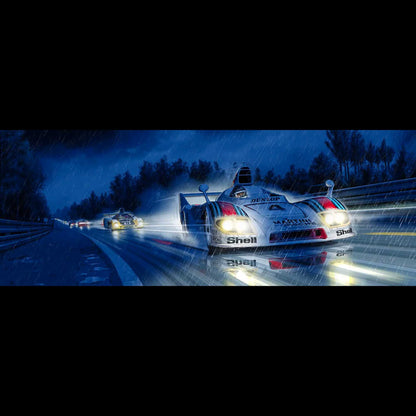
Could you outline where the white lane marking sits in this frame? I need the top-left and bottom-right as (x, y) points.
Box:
(363, 232), (416, 236)
(84, 235), (143, 286)
(351, 206), (416, 212)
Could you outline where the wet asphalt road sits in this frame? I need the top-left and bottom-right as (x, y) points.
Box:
(72, 211), (416, 286)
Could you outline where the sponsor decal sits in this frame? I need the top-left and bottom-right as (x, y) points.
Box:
(226, 259), (257, 267)
(250, 197), (282, 203)
(227, 236), (257, 244)
(273, 218), (317, 226)
(336, 228), (353, 237)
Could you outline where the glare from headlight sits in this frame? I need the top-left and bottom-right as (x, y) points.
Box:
(335, 212), (347, 224)
(216, 218), (252, 234)
(322, 210), (349, 226)
(236, 220), (250, 234)
(220, 219), (234, 232)
(324, 213), (335, 225)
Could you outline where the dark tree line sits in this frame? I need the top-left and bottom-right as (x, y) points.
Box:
(0, 130), (50, 221)
(324, 130), (416, 185)
(325, 130), (398, 185)
(56, 158), (226, 220)
(253, 130), (414, 194)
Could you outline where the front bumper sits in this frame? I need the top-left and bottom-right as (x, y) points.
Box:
(209, 225), (355, 249)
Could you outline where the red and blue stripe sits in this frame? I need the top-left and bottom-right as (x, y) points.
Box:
(208, 201), (248, 218)
(298, 197), (346, 213)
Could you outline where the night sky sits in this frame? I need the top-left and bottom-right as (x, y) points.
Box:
(28, 130), (408, 212)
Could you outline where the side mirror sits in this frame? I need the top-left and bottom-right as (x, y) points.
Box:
(325, 179), (334, 197)
(199, 184), (209, 193)
(198, 184), (210, 203)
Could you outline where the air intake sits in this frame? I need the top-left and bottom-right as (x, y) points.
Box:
(233, 166), (252, 185)
(270, 228), (327, 243)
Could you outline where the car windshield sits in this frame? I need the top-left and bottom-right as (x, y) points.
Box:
(114, 213), (133, 219)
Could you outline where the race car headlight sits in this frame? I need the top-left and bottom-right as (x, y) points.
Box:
(219, 219), (234, 232)
(235, 219), (251, 234)
(334, 211), (348, 224)
(112, 220), (120, 228)
(321, 210), (349, 227)
(216, 217), (253, 234)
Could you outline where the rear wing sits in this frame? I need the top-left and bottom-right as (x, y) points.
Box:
(101, 211), (135, 218)
(101, 212), (117, 218)
(180, 192), (222, 199)
(179, 191), (222, 210)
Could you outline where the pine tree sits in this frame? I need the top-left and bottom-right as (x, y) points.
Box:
(350, 131), (366, 175)
(254, 167), (262, 183)
(0, 130), (49, 220)
(170, 158), (189, 178)
(308, 152), (338, 185)
(325, 130), (349, 183)
(138, 161), (155, 191)
(154, 157), (170, 187)
(365, 141), (377, 168)
(392, 146), (407, 180)
(189, 160), (213, 182)
(88, 191), (100, 217)
(263, 169), (275, 185)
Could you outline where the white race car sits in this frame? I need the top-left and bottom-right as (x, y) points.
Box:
(103, 208), (144, 231)
(179, 165), (355, 252)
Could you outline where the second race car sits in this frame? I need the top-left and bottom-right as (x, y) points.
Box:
(179, 165), (355, 252)
(103, 208), (144, 231)
(77, 219), (91, 229)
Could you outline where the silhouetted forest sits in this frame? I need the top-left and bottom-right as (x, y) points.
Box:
(55, 158), (226, 220)
(55, 130), (416, 220)
(258, 130), (416, 194)
(0, 130), (50, 220)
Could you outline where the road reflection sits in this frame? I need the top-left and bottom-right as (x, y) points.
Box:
(201, 244), (355, 286)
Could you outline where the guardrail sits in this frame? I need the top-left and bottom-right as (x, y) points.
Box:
(0, 218), (53, 252)
(310, 177), (416, 208)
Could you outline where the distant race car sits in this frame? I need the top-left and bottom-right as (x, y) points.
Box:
(69, 220), (77, 228)
(77, 219), (91, 229)
(103, 208), (144, 231)
(179, 165), (355, 252)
